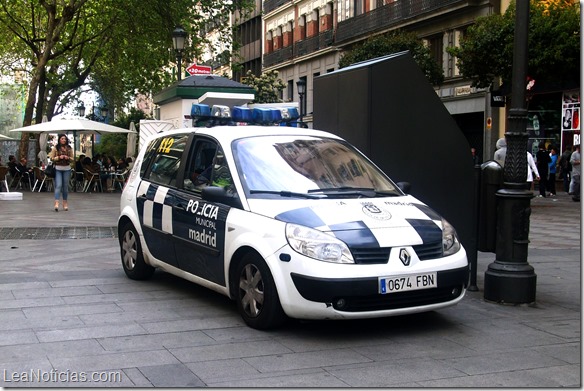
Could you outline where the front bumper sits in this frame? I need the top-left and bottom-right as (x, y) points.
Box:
(290, 265), (469, 312)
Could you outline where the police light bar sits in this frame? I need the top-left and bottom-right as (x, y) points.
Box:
(191, 103), (301, 127)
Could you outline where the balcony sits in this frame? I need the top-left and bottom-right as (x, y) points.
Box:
(263, 30), (334, 68)
(335, 0), (467, 44)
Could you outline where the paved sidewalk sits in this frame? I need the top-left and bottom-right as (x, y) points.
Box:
(0, 190), (580, 387)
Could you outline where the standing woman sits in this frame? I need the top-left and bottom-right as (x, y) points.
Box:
(49, 134), (73, 211)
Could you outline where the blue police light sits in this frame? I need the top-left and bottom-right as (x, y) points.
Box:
(252, 108), (283, 125)
(232, 106), (253, 122)
(191, 104), (301, 127)
(280, 107), (299, 120)
(191, 103), (210, 117)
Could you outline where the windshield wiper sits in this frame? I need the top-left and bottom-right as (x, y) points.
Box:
(249, 189), (321, 199)
(308, 187), (400, 197)
(308, 186), (376, 193)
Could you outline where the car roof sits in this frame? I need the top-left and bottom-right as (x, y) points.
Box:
(150, 125), (344, 146)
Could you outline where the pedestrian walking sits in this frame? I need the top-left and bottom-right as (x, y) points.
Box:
(527, 151), (540, 191)
(559, 147), (572, 193)
(494, 138), (507, 167)
(547, 146), (558, 196)
(569, 144), (580, 201)
(48, 133), (73, 211)
(535, 142), (551, 197)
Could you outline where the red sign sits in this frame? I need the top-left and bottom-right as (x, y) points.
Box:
(186, 63), (212, 75)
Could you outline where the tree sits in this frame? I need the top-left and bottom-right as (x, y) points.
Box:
(0, 0), (255, 158)
(338, 30), (444, 85)
(447, 0), (580, 88)
(95, 107), (148, 159)
(241, 69), (286, 103)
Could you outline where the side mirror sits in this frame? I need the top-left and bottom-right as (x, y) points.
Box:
(396, 181), (411, 194)
(202, 186), (243, 209)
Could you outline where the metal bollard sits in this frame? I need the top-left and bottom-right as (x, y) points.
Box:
(477, 161), (503, 253)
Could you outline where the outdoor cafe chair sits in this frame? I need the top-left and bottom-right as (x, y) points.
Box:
(32, 166), (53, 192)
(83, 167), (102, 193)
(112, 169), (129, 191)
(10, 167), (31, 191)
(0, 166), (9, 192)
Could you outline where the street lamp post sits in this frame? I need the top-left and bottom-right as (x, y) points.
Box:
(484, 0), (536, 304)
(172, 26), (187, 81)
(296, 79), (306, 126)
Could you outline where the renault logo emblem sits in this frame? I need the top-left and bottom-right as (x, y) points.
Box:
(399, 248), (411, 266)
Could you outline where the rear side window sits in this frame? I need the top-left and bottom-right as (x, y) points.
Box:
(144, 134), (189, 187)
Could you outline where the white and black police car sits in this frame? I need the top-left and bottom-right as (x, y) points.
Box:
(118, 104), (469, 329)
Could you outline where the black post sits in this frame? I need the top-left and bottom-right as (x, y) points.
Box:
(484, 1), (536, 303)
(177, 51), (183, 81)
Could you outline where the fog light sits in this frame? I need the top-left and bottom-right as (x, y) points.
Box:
(451, 287), (460, 297)
(335, 298), (347, 309)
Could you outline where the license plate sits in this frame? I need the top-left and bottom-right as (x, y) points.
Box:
(379, 272), (437, 294)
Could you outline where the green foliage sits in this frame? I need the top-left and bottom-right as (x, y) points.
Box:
(338, 30), (444, 85)
(95, 108), (148, 159)
(447, 0), (580, 88)
(0, 0), (256, 122)
(241, 70), (286, 103)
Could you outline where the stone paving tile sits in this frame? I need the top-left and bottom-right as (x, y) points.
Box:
(49, 350), (180, 373)
(23, 303), (123, 318)
(0, 339), (107, 365)
(35, 323), (148, 343)
(207, 370), (351, 388)
(170, 339), (293, 363)
(96, 330), (215, 352)
(136, 363), (205, 387)
(323, 357), (467, 387)
(417, 364), (581, 387)
(442, 347), (568, 376)
(0, 329), (39, 347)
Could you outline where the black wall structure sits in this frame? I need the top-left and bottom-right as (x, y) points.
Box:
(314, 51), (477, 280)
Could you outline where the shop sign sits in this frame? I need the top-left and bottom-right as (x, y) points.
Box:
(491, 94), (506, 107)
(455, 86), (472, 96)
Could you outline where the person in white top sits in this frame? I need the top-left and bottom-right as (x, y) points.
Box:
(527, 151), (540, 191)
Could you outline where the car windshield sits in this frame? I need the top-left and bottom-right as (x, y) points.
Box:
(233, 135), (401, 198)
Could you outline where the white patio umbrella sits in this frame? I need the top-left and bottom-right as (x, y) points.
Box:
(9, 116), (136, 135)
(9, 116), (137, 161)
(37, 133), (49, 166)
(126, 122), (137, 158)
(0, 134), (15, 140)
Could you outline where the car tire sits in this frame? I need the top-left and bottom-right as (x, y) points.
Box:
(120, 222), (155, 280)
(235, 253), (287, 330)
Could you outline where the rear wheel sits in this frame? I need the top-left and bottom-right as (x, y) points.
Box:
(235, 253), (286, 329)
(120, 222), (154, 280)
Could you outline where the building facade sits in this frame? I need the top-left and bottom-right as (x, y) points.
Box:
(260, 0), (504, 161)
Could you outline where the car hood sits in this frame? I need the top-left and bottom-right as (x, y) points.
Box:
(246, 195), (445, 247)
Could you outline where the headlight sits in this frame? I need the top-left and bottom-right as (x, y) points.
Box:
(285, 223), (354, 264)
(442, 218), (461, 256)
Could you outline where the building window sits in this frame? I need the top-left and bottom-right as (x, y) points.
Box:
(353, 0), (364, 16)
(287, 80), (294, 102)
(298, 15), (306, 40)
(426, 33), (444, 71)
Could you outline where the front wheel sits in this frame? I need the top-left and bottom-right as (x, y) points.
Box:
(120, 222), (155, 280)
(235, 253), (286, 329)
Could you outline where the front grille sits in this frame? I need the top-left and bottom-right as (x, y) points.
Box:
(333, 285), (464, 312)
(351, 241), (443, 264)
(413, 241), (443, 260)
(351, 247), (391, 264)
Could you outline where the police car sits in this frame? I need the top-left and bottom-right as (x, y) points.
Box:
(118, 104), (469, 329)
